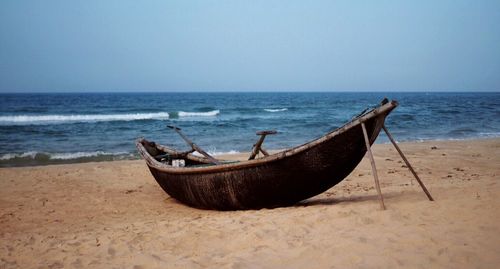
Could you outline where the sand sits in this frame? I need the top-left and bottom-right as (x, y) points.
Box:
(1, 139), (499, 268)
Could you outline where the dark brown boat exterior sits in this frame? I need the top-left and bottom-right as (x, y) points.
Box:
(136, 100), (398, 210)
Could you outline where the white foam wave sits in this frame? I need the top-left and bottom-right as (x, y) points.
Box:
(211, 150), (240, 156)
(0, 112), (170, 125)
(178, 110), (220, 117)
(264, 108), (288, 112)
(192, 150), (240, 157)
(0, 151), (38, 160)
(50, 151), (130, 160)
(478, 132), (500, 137)
(0, 151), (131, 160)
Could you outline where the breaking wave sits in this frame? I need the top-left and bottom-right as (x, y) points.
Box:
(0, 151), (136, 167)
(0, 113), (171, 125)
(0, 110), (221, 125)
(178, 110), (220, 117)
(264, 108), (288, 112)
(0, 151), (39, 160)
(0, 149), (239, 167)
(192, 150), (240, 157)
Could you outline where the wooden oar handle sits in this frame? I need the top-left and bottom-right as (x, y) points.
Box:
(166, 124), (220, 165)
(249, 130), (277, 160)
(256, 130), (277, 136)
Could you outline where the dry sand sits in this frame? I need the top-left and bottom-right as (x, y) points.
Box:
(1, 139), (499, 268)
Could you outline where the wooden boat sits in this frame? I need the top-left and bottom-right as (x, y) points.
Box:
(136, 99), (398, 210)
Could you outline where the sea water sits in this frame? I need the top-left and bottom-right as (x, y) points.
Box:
(0, 92), (498, 166)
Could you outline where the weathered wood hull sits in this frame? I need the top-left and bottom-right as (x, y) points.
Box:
(137, 100), (398, 210)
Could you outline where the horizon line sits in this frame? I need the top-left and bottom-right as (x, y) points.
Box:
(0, 89), (499, 94)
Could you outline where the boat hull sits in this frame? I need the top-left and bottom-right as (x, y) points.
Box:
(138, 101), (396, 210)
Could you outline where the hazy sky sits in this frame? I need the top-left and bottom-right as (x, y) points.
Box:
(0, 0), (499, 92)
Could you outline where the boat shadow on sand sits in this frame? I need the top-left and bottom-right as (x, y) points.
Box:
(297, 192), (405, 207)
(162, 191), (407, 210)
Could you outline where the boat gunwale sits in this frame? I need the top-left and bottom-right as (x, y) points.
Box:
(136, 100), (398, 174)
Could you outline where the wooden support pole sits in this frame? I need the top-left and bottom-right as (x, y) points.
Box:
(382, 125), (434, 201)
(361, 123), (386, 210)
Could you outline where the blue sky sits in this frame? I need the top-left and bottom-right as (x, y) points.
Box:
(0, 0), (499, 92)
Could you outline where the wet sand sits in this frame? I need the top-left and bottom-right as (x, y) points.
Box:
(1, 139), (499, 268)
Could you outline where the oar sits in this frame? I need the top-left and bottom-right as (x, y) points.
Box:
(167, 125), (221, 165)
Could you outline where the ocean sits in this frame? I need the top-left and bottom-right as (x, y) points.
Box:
(0, 92), (498, 167)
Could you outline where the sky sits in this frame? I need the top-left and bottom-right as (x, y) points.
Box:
(0, 0), (499, 92)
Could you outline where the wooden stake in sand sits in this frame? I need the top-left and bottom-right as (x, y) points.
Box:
(382, 125), (434, 201)
(361, 122), (386, 210)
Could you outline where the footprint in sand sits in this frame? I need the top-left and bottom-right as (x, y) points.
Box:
(358, 216), (375, 225)
(70, 259), (83, 268)
(107, 247), (116, 257)
(47, 261), (64, 269)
